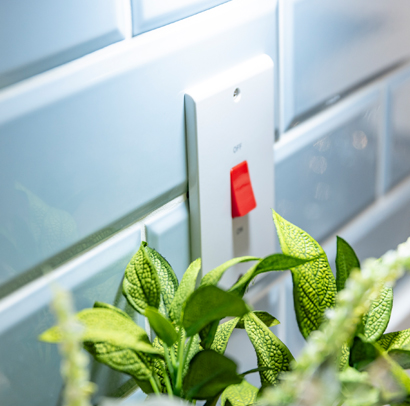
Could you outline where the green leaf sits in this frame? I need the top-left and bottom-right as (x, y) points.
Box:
(40, 308), (162, 357)
(244, 312), (294, 386)
(204, 394), (223, 406)
(183, 286), (249, 337)
(145, 306), (178, 347)
(272, 210), (336, 339)
(339, 343), (350, 371)
(183, 335), (202, 383)
(169, 258), (201, 323)
(145, 246), (179, 317)
(211, 318), (240, 355)
(93, 301), (132, 320)
(336, 236), (360, 292)
(236, 311), (280, 329)
(200, 320), (220, 350)
(229, 254), (312, 298)
(151, 337), (170, 393)
(183, 350), (243, 400)
(122, 242), (161, 314)
(83, 341), (154, 384)
(221, 380), (258, 406)
(362, 286), (393, 342)
(340, 367), (380, 406)
(378, 328), (410, 369)
(350, 336), (378, 370)
(240, 366), (279, 376)
(200, 256), (260, 288)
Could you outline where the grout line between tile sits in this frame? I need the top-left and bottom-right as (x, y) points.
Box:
(121, 0), (133, 40)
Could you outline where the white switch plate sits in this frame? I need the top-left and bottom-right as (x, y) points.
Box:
(185, 54), (275, 287)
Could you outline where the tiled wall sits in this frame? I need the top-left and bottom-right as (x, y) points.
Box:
(1, 0), (410, 405)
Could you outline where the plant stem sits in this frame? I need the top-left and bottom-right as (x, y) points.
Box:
(160, 363), (174, 398)
(149, 376), (161, 396)
(170, 346), (178, 369)
(182, 335), (194, 369)
(175, 330), (186, 396)
(163, 343), (175, 384)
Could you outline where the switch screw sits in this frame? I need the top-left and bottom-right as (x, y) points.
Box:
(233, 88), (241, 102)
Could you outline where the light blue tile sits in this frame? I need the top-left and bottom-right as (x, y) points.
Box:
(388, 69), (410, 189)
(0, 0), (276, 291)
(352, 194), (410, 262)
(275, 90), (381, 242)
(0, 0), (126, 89)
(131, 0), (230, 35)
(280, 0), (410, 130)
(145, 200), (190, 281)
(0, 225), (142, 406)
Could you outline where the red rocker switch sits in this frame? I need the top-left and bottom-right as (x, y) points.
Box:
(230, 160), (257, 218)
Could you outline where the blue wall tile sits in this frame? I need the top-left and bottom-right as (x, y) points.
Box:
(146, 200), (191, 281)
(0, 0), (276, 291)
(131, 0), (230, 35)
(352, 192), (410, 262)
(0, 0), (127, 89)
(388, 68), (410, 189)
(280, 0), (410, 130)
(275, 90), (381, 242)
(0, 225), (142, 406)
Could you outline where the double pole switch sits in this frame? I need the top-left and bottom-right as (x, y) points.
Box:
(185, 55), (275, 288)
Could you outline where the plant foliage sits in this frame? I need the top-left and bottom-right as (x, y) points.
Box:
(40, 212), (410, 406)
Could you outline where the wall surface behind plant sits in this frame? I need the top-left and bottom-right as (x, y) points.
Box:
(1, 0), (410, 404)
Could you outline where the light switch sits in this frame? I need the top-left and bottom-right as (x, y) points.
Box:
(185, 54), (275, 285)
(231, 160), (257, 218)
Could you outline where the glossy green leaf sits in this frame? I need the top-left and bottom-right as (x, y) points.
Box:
(204, 394), (223, 406)
(336, 236), (360, 292)
(378, 329), (410, 351)
(122, 242), (161, 314)
(221, 380), (258, 406)
(145, 306), (178, 346)
(244, 312), (294, 386)
(83, 341), (154, 387)
(229, 254), (312, 298)
(236, 311), (280, 329)
(210, 318), (240, 355)
(183, 286), (249, 337)
(200, 320), (220, 350)
(40, 308), (162, 357)
(145, 246), (179, 317)
(93, 301), (132, 320)
(378, 328), (410, 369)
(169, 258), (201, 323)
(363, 286), (393, 342)
(350, 336), (378, 370)
(272, 210), (336, 339)
(183, 350), (243, 400)
(200, 256), (260, 288)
